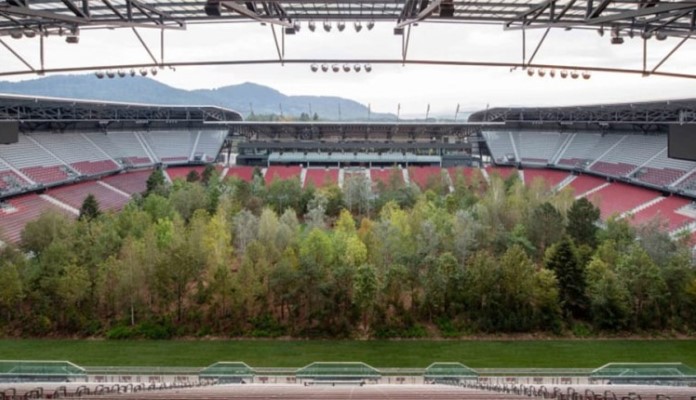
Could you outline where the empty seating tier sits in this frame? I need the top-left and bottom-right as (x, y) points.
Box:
(167, 166), (206, 181)
(0, 135), (71, 185)
(70, 160), (120, 176)
(589, 135), (665, 177)
(84, 132), (153, 167)
(370, 168), (403, 188)
(629, 195), (695, 232)
(265, 165), (302, 184)
(140, 131), (198, 164)
(523, 169), (569, 189)
(512, 131), (568, 164)
(448, 167), (484, 186)
(566, 175), (607, 197)
(101, 170), (152, 195)
(634, 148), (696, 187)
(19, 165), (71, 185)
(48, 181), (129, 212)
(482, 131), (516, 164)
(556, 133), (624, 168)
(30, 133), (118, 176)
(304, 168), (339, 188)
(225, 166), (256, 182)
(586, 182), (661, 219)
(192, 130), (227, 162)
(485, 166), (517, 180)
(0, 194), (67, 244)
(409, 166), (447, 189)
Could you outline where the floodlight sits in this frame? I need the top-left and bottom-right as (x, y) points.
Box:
(610, 36), (624, 44)
(23, 29), (36, 38)
(354, 21), (362, 32)
(353, 64), (362, 72)
(308, 21), (316, 32)
(560, 69), (568, 78)
(323, 21), (332, 32)
(65, 27), (79, 44)
(549, 69), (556, 78)
(367, 20), (375, 30)
(321, 63), (329, 72)
(106, 70), (115, 79)
(150, 67), (158, 76)
(337, 21), (345, 32)
(655, 31), (667, 41)
(95, 71), (105, 79)
(140, 68), (148, 76)
(310, 64), (319, 72)
(597, 26), (604, 37)
(570, 70), (579, 79)
(332, 64), (340, 72)
(343, 64), (351, 72)
(538, 69), (546, 77)
(293, 21), (301, 32)
(9, 29), (22, 39)
(364, 64), (372, 72)
(117, 69), (126, 78)
(641, 29), (653, 39)
(130, 69), (136, 77)
(526, 68), (535, 77)
(582, 71), (591, 80)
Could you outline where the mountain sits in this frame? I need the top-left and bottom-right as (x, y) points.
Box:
(0, 75), (395, 121)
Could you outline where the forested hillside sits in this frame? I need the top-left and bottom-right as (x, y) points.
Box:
(0, 168), (694, 338)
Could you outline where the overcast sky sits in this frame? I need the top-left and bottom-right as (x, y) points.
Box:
(2, 20), (696, 117)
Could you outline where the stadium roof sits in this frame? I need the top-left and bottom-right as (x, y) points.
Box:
(0, 93), (243, 123)
(2, 0), (695, 38)
(468, 98), (696, 125)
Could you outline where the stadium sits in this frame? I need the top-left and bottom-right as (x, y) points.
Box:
(2, 1), (696, 400)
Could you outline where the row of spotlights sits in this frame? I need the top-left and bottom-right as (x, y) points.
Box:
(526, 68), (591, 79)
(303, 20), (375, 33)
(8, 27), (79, 43)
(600, 26), (669, 44)
(310, 63), (372, 73)
(95, 68), (159, 79)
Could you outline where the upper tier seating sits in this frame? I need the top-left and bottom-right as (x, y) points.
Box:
(304, 168), (339, 188)
(140, 130), (198, 164)
(0, 135), (72, 185)
(192, 130), (226, 162)
(589, 135), (664, 177)
(557, 133), (624, 168)
(586, 182), (661, 219)
(628, 196), (695, 232)
(30, 133), (119, 176)
(523, 168), (569, 189)
(482, 131), (516, 164)
(85, 131), (153, 167)
(101, 170), (151, 195)
(512, 131), (568, 164)
(48, 181), (129, 212)
(265, 165), (302, 184)
(0, 194), (67, 244)
(409, 166), (447, 189)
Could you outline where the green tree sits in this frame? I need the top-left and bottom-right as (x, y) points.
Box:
(567, 198), (600, 248)
(527, 202), (564, 259)
(186, 170), (201, 182)
(544, 236), (589, 320)
(79, 193), (101, 221)
(146, 168), (167, 196)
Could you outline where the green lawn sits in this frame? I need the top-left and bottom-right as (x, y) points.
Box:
(0, 339), (695, 369)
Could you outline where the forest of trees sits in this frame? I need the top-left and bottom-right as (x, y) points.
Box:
(1, 166), (695, 339)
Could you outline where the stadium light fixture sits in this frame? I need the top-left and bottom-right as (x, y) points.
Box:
(130, 69), (136, 77)
(611, 36), (624, 44)
(117, 69), (126, 78)
(310, 63), (319, 72)
(332, 64), (340, 72)
(343, 64), (351, 72)
(106, 70), (115, 79)
(655, 31), (668, 41)
(538, 69), (546, 77)
(150, 67), (158, 76)
(65, 27), (79, 44)
(308, 21), (316, 32)
(321, 63), (329, 72)
(367, 20), (375, 30)
(597, 26), (604, 37)
(549, 69), (556, 78)
(610, 26), (623, 45)
(337, 21), (346, 32)
(23, 29), (36, 38)
(364, 64), (372, 72)
(293, 21), (301, 32)
(323, 21), (332, 32)
(582, 71), (591, 79)
(9, 29), (23, 39)
(526, 68), (535, 77)
(95, 71), (105, 79)
(353, 64), (362, 72)
(570, 70), (579, 79)
(560, 69), (568, 78)
(139, 68), (148, 76)
(354, 21), (362, 32)
(641, 29), (653, 39)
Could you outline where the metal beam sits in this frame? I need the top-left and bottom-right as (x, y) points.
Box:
(395, 0), (442, 29)
(219, 1), (292, 27)
(588, 1), (696, 25)
(60, 0), (88, 18)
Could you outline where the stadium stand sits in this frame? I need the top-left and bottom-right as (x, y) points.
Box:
(30, 133), (120, 176)
(191, 130), (227, 162)
(408, 166), (448, 189)
(225, 166), (256, 182)
(0, 135), (73, 185)
(84, 131), (154, 167)
(554, 133), (621, 169)
(589, 135), (664, 177)
(511, 131), (568, 165)
(485, 166), (517, 180)
(628, 196), (696, 232)
(565, 174), (608, 197)
(265, 165), (302, 184)
(101, 170), (152, 195)
(0, 163), (30, 196)
(482, 131), (516, 164)
(586, 182), (661, 219)
(522, 168), (569, 189)
(0, 194), (68, 243)
(304, 168), (339, 188)
(633, 148), (696, 188)
(139, 130), (198, 164)
(47, 181), (130, 212)
(370, 168), (403, 188)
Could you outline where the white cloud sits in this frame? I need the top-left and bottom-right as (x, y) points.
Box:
(2, 21), (696, 115)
